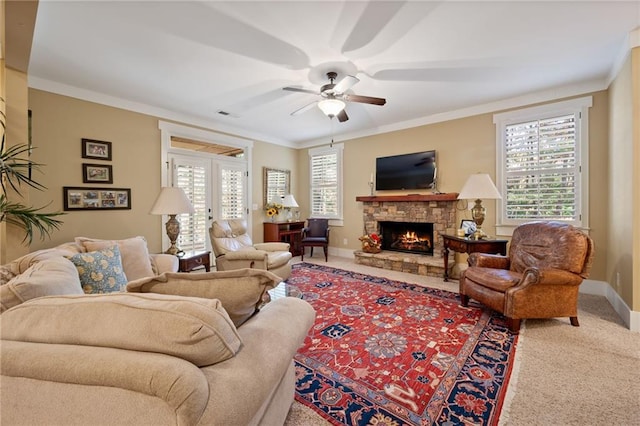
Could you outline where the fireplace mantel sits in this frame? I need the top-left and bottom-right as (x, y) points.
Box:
(356, 193), (458, 202)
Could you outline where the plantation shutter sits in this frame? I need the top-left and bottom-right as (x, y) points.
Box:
(220, 165), (245, 220)
(310, 151), (338, 217)
(504, 113), (578, 221)
(174, 161), (208, 252)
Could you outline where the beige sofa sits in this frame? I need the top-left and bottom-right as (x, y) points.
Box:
(1, 239), (316, 425)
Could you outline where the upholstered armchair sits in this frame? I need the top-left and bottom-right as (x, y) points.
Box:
(209, 220), (292, 280)
(459, 221), (594, 333)
(300, 218), (330, 261)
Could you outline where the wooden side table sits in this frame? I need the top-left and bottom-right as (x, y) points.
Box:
(177, 250), (211, 272)
(441, 234), (508, 281)
(263, 221), (305, 256)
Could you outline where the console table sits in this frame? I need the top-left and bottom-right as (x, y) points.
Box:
(441, 234), (508, 281)
(263, 221), (304, 256)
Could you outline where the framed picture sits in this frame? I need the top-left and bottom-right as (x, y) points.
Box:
(461, 219), (477, 237)
(82, 163), (113, 184)
(81, 138), (112, 161)
(63, 187), (131, 211)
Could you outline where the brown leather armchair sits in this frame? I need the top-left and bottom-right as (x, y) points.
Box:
(459, 221), (594, 333)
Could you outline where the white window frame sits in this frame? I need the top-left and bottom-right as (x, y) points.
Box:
(494, 96), (592, 236)
(308, 143), (344, 225)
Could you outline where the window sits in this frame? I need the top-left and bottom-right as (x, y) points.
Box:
(309, 144), (343, 220)
(494, 97), (591, 231)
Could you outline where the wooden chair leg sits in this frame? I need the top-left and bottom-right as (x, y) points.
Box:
(570, 316), (580, 327)
(310, 247), (314, 257)
(506, 318), (521, 333)
(301, 247), (304, 261)
(323, 246), (327, 261)
(460, 294), (469, 307)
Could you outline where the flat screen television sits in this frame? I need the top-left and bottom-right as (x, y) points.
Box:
(375, 150), (436, 190)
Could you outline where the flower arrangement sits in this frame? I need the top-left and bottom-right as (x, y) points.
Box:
(359, 232), (382, 253)
(264, 201), (283, 219)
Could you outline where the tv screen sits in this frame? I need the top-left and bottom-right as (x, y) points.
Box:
(375, 150), (436, 190)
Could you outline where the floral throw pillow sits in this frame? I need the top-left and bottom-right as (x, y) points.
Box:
(67, 245), (128, 294)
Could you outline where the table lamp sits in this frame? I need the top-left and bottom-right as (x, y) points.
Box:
(281, 194), (299, 221)
(150, 187), (195, 255)
(457, 173), (501, 240)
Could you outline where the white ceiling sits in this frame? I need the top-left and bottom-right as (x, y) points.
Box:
(27, 1), (640, 147)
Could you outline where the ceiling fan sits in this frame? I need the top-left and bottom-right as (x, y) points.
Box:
(283, 72), (386, 122)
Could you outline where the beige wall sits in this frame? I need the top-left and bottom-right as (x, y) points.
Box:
(608, 54), (635, 309)
(26, 89), (299, 254)
(20, 87), (614, 286)
(2, 69), (32, 263)
(299, 92), (610, 282)
(250, 141), (299, 242)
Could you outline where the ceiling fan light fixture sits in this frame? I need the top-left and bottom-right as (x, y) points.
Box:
(318, 98), (346, 117)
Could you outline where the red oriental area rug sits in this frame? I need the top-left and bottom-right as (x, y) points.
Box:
(289, 263), (519, 426)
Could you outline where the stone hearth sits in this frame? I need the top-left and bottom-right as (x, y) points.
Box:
(354, 194), (458, 278)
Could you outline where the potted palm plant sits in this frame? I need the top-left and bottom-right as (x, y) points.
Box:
(1, 98), (64, 243)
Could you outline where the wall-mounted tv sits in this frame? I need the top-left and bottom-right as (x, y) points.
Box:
(375, 150), (436, 191)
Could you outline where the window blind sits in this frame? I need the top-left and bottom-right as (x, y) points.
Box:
(504, 114), (577, 220)
(220, 167), (244, 219)
(310, 151), (338, 217)
(175, 162), (207, 252)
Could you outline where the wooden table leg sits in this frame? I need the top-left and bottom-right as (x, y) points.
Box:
(443, 246), (450, 282)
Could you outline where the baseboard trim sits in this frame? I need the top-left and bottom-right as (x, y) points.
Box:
(580, 279), (639, 333)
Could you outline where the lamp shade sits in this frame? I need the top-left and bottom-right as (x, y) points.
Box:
(150, 187), (195, 215)
(457, 173), (502, 200)
(281, 194), (299, 208)
(318, 98), (345, 117)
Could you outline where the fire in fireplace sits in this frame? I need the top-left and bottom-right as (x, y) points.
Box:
(379, 221), (434, 255)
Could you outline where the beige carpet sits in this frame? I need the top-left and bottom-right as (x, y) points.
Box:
(284, 256), (640, 426)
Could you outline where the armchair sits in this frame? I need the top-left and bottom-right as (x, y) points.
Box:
(209, 219), (292, 280)
(459, 221), (594, 333)
(300, 218), (330, 261)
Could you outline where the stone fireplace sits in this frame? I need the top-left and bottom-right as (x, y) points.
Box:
(355, 193), (458, 277)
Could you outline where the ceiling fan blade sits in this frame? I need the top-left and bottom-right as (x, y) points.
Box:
(333, 75), (360, 94)
(344, 94), (386, 106)
(337, 109), (349, 122)
(283, 87), (318, 95)
(291, 101), (318, 116)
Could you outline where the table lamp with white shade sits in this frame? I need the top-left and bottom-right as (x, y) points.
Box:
(457, 173), (502, 240)
(150, 187), (195, 255)
(281, 194), (299, 221)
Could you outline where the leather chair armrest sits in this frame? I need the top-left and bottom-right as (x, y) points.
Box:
(253, 242), (290, 252)
(224, 250), (268, 261)
(536, 268), (584, 286)
(468, 253), (510, 269)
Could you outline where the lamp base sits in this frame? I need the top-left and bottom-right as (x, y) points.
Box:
(164, 215), (183, 256)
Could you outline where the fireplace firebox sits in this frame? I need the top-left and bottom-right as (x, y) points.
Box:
(379, 221), (434, 255)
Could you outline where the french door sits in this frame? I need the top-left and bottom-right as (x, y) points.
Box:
(169, 153), (247, 253)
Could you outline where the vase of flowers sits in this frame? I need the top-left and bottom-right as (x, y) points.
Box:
(264, 201), (283, 222)
(359, 233), (382, 253)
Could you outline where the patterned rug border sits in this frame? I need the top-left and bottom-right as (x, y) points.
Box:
(290, 262), (520, 426)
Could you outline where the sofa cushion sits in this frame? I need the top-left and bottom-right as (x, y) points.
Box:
(67, 245), (128, 294)
(127, 269), (281, 327)
(0, 257), (83, 313)
(0, 292), (242, 367)
(75, 236), (154, 281)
